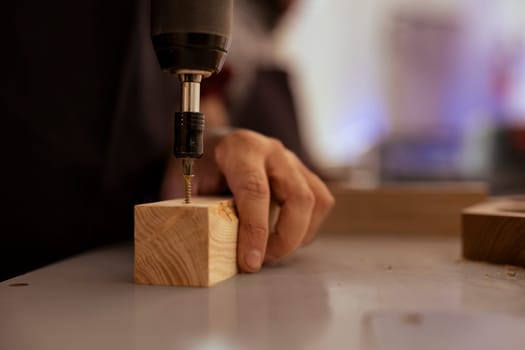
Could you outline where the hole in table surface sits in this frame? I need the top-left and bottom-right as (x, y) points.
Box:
(8, 282), (29, 287)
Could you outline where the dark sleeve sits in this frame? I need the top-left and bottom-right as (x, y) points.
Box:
(2, 0), (177, 280)
(201, 66), (233, 100)
(229, 68), (318, 173)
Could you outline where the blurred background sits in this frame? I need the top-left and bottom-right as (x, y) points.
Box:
(223, 0), (525, 195)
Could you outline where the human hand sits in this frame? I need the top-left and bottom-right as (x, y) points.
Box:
(161, 129), (335, 273)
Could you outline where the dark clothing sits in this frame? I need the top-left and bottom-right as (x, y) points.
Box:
(229, 68), (315, 171)
(4, 1), (311, 281)
(4, 0), (176, 280)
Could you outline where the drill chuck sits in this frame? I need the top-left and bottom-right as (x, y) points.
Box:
(173, 111), (204, 158)
(151, 0), (232, 76)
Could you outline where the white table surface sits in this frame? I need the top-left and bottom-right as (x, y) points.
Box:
(1, 234), (524, 350)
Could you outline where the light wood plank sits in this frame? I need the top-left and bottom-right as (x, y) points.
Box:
(134, 197), (238, 287)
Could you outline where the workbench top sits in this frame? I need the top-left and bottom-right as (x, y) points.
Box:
(1, 234), (524, 350)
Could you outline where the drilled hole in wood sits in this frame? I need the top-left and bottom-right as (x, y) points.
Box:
(8, 282), (29, 287)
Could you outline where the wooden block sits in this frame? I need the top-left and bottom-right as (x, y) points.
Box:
(321, 181), (488, 235)
(134, 197), (238, 287)
(462, 197), (525, 267)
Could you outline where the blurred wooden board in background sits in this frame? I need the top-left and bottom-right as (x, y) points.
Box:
(320, 182), (488, 235)
(462, 197), (525, 267)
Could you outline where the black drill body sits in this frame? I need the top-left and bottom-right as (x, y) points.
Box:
(151, 0), (233, 159)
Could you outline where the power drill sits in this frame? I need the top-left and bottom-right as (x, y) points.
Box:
(151, 0), (233, 203)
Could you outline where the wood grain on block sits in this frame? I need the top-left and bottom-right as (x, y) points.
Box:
(462, 197), (525, 267)
(321, 182), (488, 235)
(134, 197), (238, 287)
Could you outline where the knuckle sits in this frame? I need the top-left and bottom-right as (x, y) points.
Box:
(228, 130), (285, 155)
(215, 129), (257, 155)
(304, 188), (316, 203)
(269, 137), (285, 151)
(284, 149), (300, 163)
(231, 129), (260, 145)
(239, 171), (269, 199)
(231, 129), (253, 138)
(241, 222), (268, 239)
(318, 191), (335, 212)
(292, 187), (315, 209)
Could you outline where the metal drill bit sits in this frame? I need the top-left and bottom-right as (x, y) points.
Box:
(182, 158), (194, 204)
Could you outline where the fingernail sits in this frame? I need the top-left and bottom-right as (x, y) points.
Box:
(245, 250), (262, 271)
